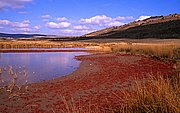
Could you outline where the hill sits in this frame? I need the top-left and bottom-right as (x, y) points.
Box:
(0, 33), (46, 39)
(84, 14), (180, 39)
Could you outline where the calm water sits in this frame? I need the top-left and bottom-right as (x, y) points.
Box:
(0, 48), (89, 85)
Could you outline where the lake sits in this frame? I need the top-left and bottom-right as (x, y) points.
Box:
(0, 48), (89, 86)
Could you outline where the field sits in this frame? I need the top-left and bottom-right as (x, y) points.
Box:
(0, 38), (180, 113)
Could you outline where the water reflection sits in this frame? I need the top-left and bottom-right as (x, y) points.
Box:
(0, 51), (88, 84)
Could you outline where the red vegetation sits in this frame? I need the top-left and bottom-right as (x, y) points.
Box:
(0, 53), (175, 112)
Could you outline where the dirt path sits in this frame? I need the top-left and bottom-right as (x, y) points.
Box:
(0, 53), (174, 112)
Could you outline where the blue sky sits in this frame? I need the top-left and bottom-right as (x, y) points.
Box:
(0, 0), (179, 36)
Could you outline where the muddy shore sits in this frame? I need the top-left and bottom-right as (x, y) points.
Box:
(0, 53), (175, 112)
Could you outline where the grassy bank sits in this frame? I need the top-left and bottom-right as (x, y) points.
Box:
(1, 40), (180, 60)
(112, 72), (180, 113)
(110, 44), (180, 60)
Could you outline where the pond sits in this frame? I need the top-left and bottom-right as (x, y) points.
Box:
(0, 48), (89, 86)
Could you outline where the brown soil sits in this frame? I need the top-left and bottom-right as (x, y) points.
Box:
(0, 53), (175, 112)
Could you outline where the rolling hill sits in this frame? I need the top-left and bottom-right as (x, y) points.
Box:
(84, 14), (180, 39)
(0, 33), (46, 39)
(1, 14), (180, 40)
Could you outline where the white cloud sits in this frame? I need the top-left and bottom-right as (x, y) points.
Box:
(41, 14), (52, 19)
(73, 25), (90, 30)
(14, 20), (30, 28)
(136, 16), (151, 21)
(0, 15), (136, 35)
(0, 19), (41, 33)
(45, 15), (135, 35)
(115, 16), (126, 21)
(80, 15), (112, 25)
(0, 19), (30, 28)
(34, 25), (41, 30)
(60, 29), (93, 36)
(79, 15), (126, 27)
(12, 27), (31, 33)
(22, 20), (30, 24)
(0, 0), (32, 10)
(18, 11), (30, 14)
(56, 17), (67, 21)
(115, 16), (134, 21)
(46, 22), (71, 29)
(33, 25), (41, 32)
(107, 21), (124, 27)
(0, 20), (11, 26)
(126, 16), (135, 20)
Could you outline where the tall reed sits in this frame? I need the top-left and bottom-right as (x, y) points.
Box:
(0, 66), (28, 97)
(112, 72), (180, 113)
(111, 44), (180, 59)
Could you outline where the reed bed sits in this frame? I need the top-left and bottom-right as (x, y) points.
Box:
(1, 40), (180, 60)
(110, 44), (180, 59)
(0, 40), (99, 48)
(111, 72), (180, 113)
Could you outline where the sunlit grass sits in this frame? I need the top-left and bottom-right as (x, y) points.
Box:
(110, 44), (180, 59)
(112, 72), (180, 113)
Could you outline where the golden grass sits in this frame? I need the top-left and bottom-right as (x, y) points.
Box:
(0, 40), (99, 48)
(112, 72), (180, 113)
(0, 40), (180, 59)
(110, 44), (180, 59)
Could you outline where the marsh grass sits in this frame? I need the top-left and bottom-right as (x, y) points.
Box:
(0, 66), (28, 98)
(1, 40), (180, 60)
(111, 72), (180, 113)
(110, 44), (180, 59)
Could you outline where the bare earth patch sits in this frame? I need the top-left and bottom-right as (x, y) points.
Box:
(0, 53), (175, 112)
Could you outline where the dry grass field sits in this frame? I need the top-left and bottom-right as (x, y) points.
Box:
(1, 39), (180, 59)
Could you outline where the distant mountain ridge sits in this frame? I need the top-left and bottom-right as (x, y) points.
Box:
(0, 33), (46, 39)
(84, 14), (180, 39)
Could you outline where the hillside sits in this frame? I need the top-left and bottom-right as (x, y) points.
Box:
(84, 14), (180, 39)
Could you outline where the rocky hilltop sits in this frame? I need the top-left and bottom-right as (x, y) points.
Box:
(85, 14), (180, 39)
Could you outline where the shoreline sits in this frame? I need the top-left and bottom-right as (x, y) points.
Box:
(0, 52), (175, 112)
(0, 49), (95, 53)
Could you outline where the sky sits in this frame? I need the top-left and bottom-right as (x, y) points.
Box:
(0, 0), (179, 36)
